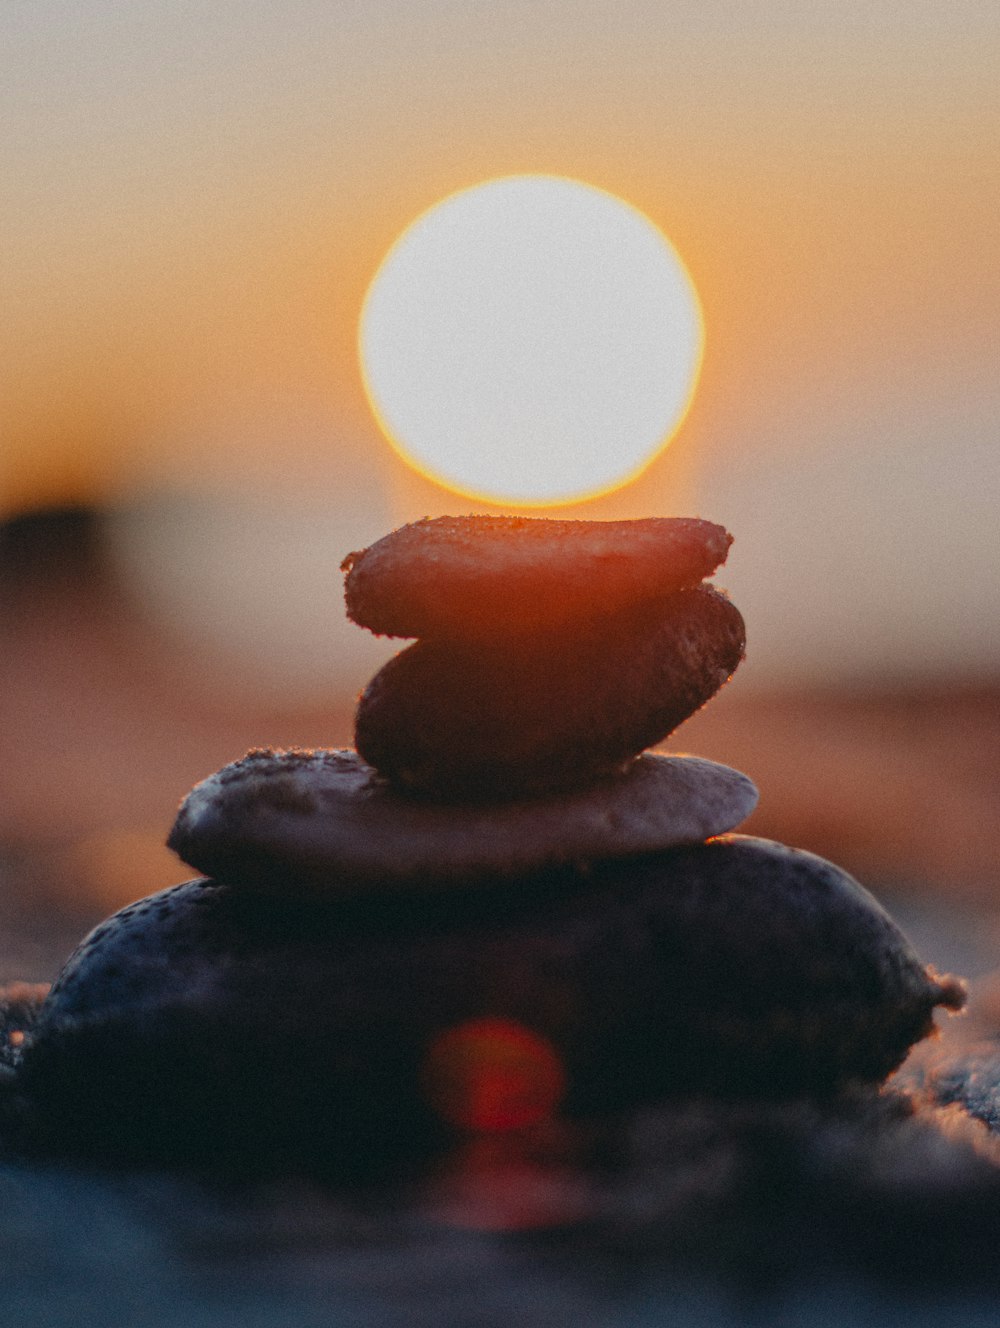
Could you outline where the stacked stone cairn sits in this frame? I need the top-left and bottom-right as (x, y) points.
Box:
(10, 516), (965, 1174)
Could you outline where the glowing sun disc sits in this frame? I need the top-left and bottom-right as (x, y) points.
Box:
(359, 175), (703, 507)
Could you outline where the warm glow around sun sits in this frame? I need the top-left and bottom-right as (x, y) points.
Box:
(359, 176), (703, 507)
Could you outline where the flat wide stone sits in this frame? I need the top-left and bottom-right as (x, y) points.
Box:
(167, 748), (759, 893)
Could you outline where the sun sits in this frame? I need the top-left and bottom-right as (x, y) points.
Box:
(359, 175), (703, 508)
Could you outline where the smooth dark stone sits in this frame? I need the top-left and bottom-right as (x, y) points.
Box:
(355, 586), (745, 799)
(16, 838), (961, 1173)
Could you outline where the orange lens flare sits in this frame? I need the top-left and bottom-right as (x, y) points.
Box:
(422, 1018), (566, 1133)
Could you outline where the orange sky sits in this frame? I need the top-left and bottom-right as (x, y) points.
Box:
(2, 0), (998, 684)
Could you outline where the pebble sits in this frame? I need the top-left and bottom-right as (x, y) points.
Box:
(355, 584), (745, 799)
(342, 514), (733, 640)
(18, 837), (963, 1170)
(167, 747), (759, 893)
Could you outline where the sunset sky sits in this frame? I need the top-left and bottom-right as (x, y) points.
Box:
(2, 0), (998, 690)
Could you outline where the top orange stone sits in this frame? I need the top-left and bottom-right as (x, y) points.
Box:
(341, 515), (732, 640)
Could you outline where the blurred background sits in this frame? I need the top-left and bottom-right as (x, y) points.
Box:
(2, 0), (998, 981)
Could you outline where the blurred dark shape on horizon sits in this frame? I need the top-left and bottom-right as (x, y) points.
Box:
(0, 504), (109, 589)
(2, 503), (999, 988)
